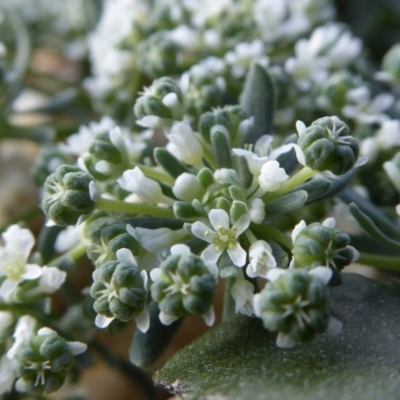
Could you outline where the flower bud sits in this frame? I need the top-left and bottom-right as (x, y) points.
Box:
(292, 219), (355, 273)
(254, 269), (330, 345)
(198, 106), (249, 143)
(297, 117), (359, 175)
(151, 251), (217, 320)
(42, 165), (97, 226)
(134, 77), (183, 128)
(11, 330), (85, 394)
(88, 223), (139, 266)
(90, 259), (147, 325)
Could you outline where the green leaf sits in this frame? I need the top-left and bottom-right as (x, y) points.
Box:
(349, 203), (400, 251)
(154, 148), (190, 178)
(297, 177), (332, 203)
(240, 63), (274, 144)
(130, 302), (183, 369)
(155, 274), (400, 400)
(211, 128), (233, 169)
(264, 190), (308, 215)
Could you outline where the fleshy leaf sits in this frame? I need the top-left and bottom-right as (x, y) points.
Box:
(240, 63), (274, 144)
(155, 274), (400, 400)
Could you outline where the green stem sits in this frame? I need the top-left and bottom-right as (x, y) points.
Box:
(96, 198), (174, 218)
(49, 242), (88, 267)
(132, 163), (175, 186)
(358, 252), (400, 271)
(222, 277), (236, 322)
(262, 167), (316, 202)
(251, 223), (293, 250)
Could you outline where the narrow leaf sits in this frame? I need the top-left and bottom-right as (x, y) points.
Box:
(211, 128), (233, 169)
(240, 63), (274, 144)
(154, 148), (190, 178)
(264, 190), (308, 215)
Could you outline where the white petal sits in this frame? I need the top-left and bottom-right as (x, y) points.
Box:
(89, 181), (100, 202)
(353, 156), (369, 168)
(326, 315), (343, 335)
(202, 307), (215, 326)
(293, 144), (306, 166)
(116, 248), (137, 265)
(276, 331), (297, 348)
(227, 243), (247, 267)
(21, 264), (43, 280)
(233, 214), (251, 237)
(322, 217), (336, 229)
(266, 268), (287, 282)
(126, 224), (139, 241)
(296, 120), (307, 136)
(68, 341), (87, 355)
(170, 244), (191, 256)
(95, 314), (114, 328)
(92, 269), (102, 282)
(140, 270), (148, 290)
(135, 308), (150, 333)
(253, 293), (262, 317)
(15, 379), (29, 393)
(37, 327), (56, 336)
(159, 311), (179, 326)
(309, 266), (332, 285)
(0, 279), (19, 297)
(150, 268), (162, 282)
(204, 261), (219, 279)
(3, 226), (34, 260)
(201, 244), (223, 264)
(191, 222), (216, 243)
(348, 245), (359, 262)
(292, 220), (306, 241)
(208, 209), (230, 230)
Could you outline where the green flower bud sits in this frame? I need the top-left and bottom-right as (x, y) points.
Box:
(136, 32), (180, 79)
(292, 219), (354, 273)
(31, 145), (74, 187)
(198, 106), (249, 143)
(12, 331), (83, 394)
(90, 259), (147, 324)
(382, 44), (400, 83)
(42, 165), (97, 226)
(134, 77), (183, 125)
(297, 117), (359, 175)
(254, 270), (330, 344)
(88, 223), (139, 266)
(151, 251), (217, 318)
(83, 132), (124, 181)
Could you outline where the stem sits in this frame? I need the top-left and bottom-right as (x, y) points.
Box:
(222, 277), (236, 322)
(133, 163), (175, 186)
(49, 242), (88, 267)
(358, 252), (400, 271)
(262, 167), (316, 202)
(97, 198), (174, 218)
(251, 223), (293, 250)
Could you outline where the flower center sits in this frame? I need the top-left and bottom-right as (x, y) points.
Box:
(97, 280), (119, 302)
(3, 253), (26, 281)
(282, 295), (311, 328)
(214, 225), (237, 251)
(164, 272), (190, 296)
(25, 360), (52, 386)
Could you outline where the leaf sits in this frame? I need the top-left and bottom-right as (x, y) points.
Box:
(154, 148), (190, 178)
(349, 203), (400, 251)
(130, 301), (183, 370)
(264, 190), (308, 215)
(211, 128), (233, 169)
(297, 177), (332, 203)
(240, 63), (275, 144)
(155, 274), (400, 400)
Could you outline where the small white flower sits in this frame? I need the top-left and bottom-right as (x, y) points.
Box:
(246, 240), (277, 279)
(166, 122), (203, 167)
(258, 160), (289, 192)
(37, 267), (67, 294)
(191, 209), (251, 267)
(248, 198), (265, 224)
(0, 225), (42, 299)
(117, 167), (173, 205)
(231, 273), (255, 316)
(172, 173), (205, 202)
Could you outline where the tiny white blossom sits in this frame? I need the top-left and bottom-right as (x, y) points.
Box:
(166, 122), (203, 167)
(117, 167), (173, 205)
(258, 160), (289, 192)
(172, 173), (205, 202)
(231, 273), (255, 316)
(0, 225), (42, 299)
(246, 240), (277, 279)
(191, 209), (251, 267)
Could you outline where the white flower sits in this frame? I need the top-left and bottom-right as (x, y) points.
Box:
(246, 240), (277, 279)
(117, 167), (173, 205)
(258, 160), (289, 192)
(231, 273), (255, 316)
(54, 225), (85, 253)
(191, 209), (251, 267)
(248, 198), (265, 224)
(166, 122), (203, 167)
(37, 267), (67, 294)
(375, 120), (400, 149)
(0, 355), (15, 396)
(0, 225), (42, 299)
(7, 315), (37, 359)
(172, 173), (205, 202)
